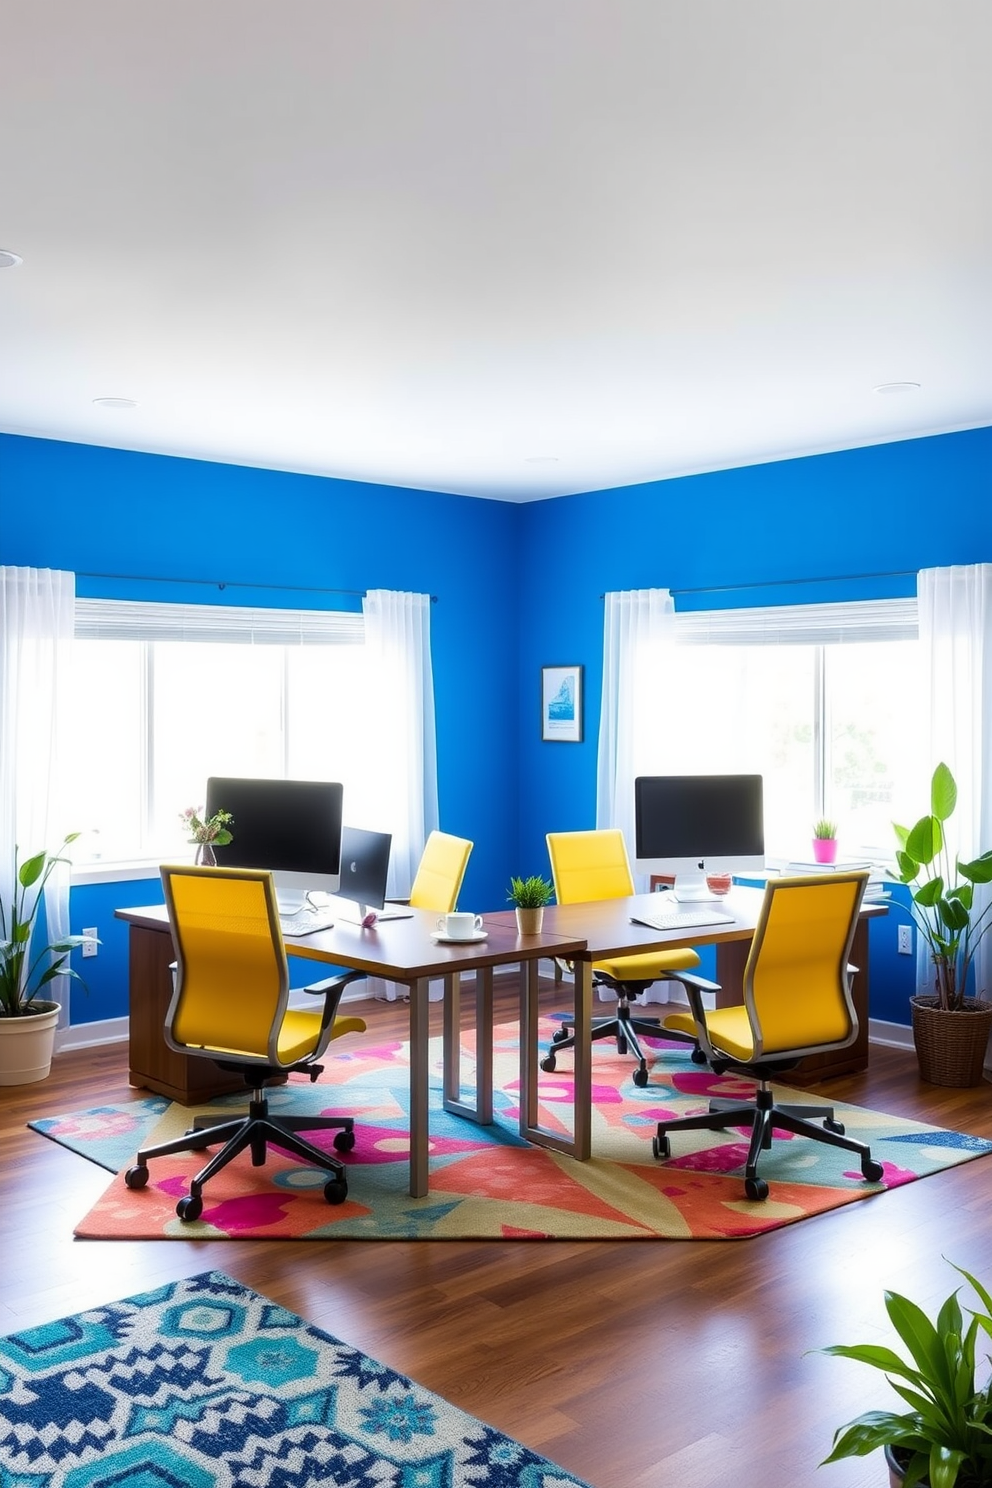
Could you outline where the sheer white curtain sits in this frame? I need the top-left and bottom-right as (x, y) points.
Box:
(596, 588), (676, 882)
(361, 590), (439, 897)
(0, 567), (75, 1022)
(918, 564), (992, 1000)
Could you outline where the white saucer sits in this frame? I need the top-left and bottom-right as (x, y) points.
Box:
(430, 929), (488, 945)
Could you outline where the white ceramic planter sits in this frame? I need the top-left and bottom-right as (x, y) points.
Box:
(0, 1001), (59, 1084)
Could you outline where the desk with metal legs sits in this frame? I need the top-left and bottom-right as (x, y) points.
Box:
(116, 902), (586, 1198)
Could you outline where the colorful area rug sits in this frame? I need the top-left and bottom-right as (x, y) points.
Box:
(0, 1268), (589, 1487)
(32, 1020), (992, 1240)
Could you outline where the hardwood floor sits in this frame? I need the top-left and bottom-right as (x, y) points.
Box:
(3, 981), (992, 1488)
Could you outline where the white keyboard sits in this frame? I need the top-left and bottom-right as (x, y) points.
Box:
(280, 908), (336, 938)
(630, 908), (736, 932)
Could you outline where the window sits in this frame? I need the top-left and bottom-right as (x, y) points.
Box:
(68, 599), (373, 865)
(635, 598), (922, 862)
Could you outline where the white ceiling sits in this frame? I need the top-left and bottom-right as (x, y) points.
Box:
(2, 2), (990, 503)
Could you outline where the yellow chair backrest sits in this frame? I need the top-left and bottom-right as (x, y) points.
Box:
(161, 864), (290, 1063)
(408, 831), (473, 913)
(744, 871), (868, 1058)
(546, 829), (635, 905)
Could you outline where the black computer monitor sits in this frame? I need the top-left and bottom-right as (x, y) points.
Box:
(205, 776), (344, 910)
(633, 774), (765, 901)
(336, 825), (392, 913)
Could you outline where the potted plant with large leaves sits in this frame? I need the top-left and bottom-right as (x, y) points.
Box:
(894, 762), (992, 1087)
(0, 833), (89, 1085)
(819, 1260), (992, 1486)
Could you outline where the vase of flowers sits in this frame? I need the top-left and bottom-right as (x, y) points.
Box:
(180, 806), (234, 866)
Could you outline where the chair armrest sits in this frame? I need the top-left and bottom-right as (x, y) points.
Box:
(300, 969), (367, 1033)
(301, 972), (365, 997)
(673, 969), (723, 996)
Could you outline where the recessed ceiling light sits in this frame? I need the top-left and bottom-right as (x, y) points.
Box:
(873, 381), (921, 395)
(0, 249), (23, 269)
(525, 455), (559, 464)
(92, 396), (138, 410)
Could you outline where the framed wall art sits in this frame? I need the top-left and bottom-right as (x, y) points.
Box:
(541, 664), (583, 743)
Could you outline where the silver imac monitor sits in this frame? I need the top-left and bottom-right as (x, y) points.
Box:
(205, 776), (343, 912)
(633, 774), (765, 902)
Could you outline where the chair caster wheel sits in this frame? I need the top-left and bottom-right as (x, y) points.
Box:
(333, 1129), (356, 1152)
(552, 1028), (569, 1044)
(540, 1054), (557, 1073)
(652, 1134), (670, 1160)
(124, 1164), (149, 1190)
(862, 1159), (884, 1183)
(617, 1036), (629, 1055)
(824, 1118), (845, 1134)
(744, 1177), (769, 1202)
(633, 1067), (649, 1087)
(176, 1195), (203, 1222)
(324, 1178), (348, 1205)
(691, 1047), (708, 1065)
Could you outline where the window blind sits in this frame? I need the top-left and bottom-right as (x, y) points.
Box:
(75, 598), (364, 646)
(673, 597), (917, 647)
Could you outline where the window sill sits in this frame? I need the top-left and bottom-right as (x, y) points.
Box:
(71, 860), (172, 887)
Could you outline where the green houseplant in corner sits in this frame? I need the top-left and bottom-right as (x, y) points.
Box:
(893, 762), (992, 1087)
(0, 833), (90, 1085)
(819, 1260), (992, 1487)
(507, 874), (555, 935)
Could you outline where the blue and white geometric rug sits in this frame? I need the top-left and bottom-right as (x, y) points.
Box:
(0, 1269), (590, 1487)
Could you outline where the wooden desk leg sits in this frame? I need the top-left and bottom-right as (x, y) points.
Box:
(518, 956), (592, 1163)
(408, 976), (431, 1198)
(442, 969), (494, 1124)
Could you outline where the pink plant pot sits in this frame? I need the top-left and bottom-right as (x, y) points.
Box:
(812, 837), (838, 864)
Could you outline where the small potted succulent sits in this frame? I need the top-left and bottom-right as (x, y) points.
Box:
(507, 874), (555, 935)
(813, 818), (839, 864)
(819, 1260), (992, 1486)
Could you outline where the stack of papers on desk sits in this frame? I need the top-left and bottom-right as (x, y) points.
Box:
(783, 859), (893, 902)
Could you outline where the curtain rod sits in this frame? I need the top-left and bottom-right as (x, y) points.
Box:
(77, 571), (437, 602)
(602, 568), (918, 600)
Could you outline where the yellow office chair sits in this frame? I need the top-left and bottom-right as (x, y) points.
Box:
(124, 864), (367, 1223)
(653, 870), (884, 1201)
(543, 829), (711, 1086)
(404, 829), (473, 912)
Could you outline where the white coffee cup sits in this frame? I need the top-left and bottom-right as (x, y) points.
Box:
(437, 911), (484, 939)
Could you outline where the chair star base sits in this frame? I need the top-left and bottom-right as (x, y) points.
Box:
(652, 1080), (885, 1202)
(542, 997), (705, 1087)
(125, 1088), (354, 1221)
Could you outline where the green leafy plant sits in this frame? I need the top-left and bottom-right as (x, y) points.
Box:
(814, 818), (838, 840)
(0, 834), (91, 1018)
(506, 875), (555, 909)
(893, 763), (992, 1011)
(180, 806), (234, 847)
(819, 1260), (992, 1487)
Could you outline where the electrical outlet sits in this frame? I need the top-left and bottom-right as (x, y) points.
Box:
(81, 926), (98, 959)
(897, 924), (913, 956)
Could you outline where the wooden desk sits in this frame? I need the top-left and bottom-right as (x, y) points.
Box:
(487, 886), (885, 1164)
(115, 902), (585, 1198)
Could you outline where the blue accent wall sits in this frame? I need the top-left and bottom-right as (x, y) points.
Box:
(3, 424), (991, 1031)
(0, 433), (522, 1024)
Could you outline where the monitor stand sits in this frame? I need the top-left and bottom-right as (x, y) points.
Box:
(673, 871), (712, 903)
